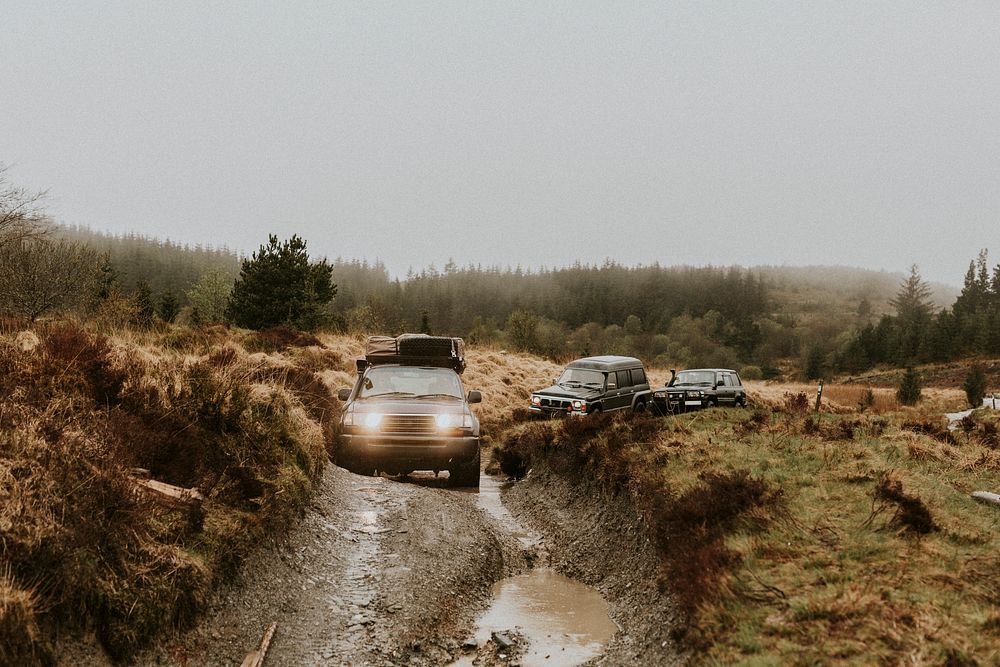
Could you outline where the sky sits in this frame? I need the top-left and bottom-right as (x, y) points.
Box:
(2, 1), (998, 285)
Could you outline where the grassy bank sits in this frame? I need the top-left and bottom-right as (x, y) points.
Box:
(495, 400), (1000, 664)
(0, 323), (339, 663)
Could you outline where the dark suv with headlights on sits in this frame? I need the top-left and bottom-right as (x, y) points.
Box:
(651, 368), (746, 414)
(529, 356), (652, 417)
(335, 334), (482, 487)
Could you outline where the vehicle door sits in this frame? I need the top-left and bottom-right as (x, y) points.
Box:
(607, 370), (632, 410)
(718, 373), (736, 404)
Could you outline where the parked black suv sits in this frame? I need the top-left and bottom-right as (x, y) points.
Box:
(651, 368), (746, 414)
(335, 334), (482, 487)
(529, 356), (652, 416)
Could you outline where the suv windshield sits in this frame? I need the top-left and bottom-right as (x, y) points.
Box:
(358, 366), (464, 399)
(673, 371), (716, 386)
(557, 368), (605, 388)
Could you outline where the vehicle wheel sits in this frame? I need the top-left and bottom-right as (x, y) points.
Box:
(338, 454), (374, 476)
(449, 446), (481, 488)
(633, 399), (647, 414)
(737, 395), (747, 407)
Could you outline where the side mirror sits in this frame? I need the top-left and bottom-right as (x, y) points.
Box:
(467, 390), (482, 404)
(356, 359), (369, 373)
(337, 388), (351, 401)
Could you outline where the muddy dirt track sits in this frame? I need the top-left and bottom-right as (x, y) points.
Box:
(129, 461), (683, 666)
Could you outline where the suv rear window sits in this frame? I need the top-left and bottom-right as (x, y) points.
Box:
(616, 370), (631, 388)
(630, 368), (646, 385)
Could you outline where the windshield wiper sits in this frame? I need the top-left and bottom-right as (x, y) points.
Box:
(413, 393), (462, 400)
(364, 391), (415, 398)
(561, 380), (582, 387)
(581, 382), (602, 387)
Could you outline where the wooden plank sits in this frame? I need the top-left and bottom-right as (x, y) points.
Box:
(132, 477), (204, 509)
(241, 623), (277, 667)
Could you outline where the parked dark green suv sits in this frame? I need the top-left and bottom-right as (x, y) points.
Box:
(529, 356), (652, 417)
(651, 368), (746, 414)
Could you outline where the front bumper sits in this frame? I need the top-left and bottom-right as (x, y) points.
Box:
(338, 433), (479, 469)
(651, 393), (708, 413)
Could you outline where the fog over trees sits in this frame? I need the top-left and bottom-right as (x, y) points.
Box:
(0, 164), (990, 379)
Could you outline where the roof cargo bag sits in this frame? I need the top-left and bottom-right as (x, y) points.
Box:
(364, 334), (466, 373)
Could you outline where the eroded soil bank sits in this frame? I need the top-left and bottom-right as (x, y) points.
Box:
(501, 466), (686, 667)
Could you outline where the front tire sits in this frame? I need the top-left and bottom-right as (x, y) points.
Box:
(633, 399), (647, 414)
(449, 446), (481, 488)
(340, 455), (375, 477)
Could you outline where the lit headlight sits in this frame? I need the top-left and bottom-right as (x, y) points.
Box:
(436, 413), (471, 430)
(572, 400), (583, 409)
(364, 413), (384, 429)
(531, 395), (541, 406)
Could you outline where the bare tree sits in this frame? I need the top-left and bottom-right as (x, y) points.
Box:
(0, 239), (100, 321)
(0, 165), (50, 248)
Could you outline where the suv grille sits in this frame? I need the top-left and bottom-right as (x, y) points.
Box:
(540, 398), (571, 410)
(380, 414), (437, 434)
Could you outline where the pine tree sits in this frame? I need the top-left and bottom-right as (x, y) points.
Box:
(134, 280), (155, 327)
(896, 366), (922, 406)
(963, 364), (987, 408)
(804, 347), (826, 381)
(225, 235), (336, 331)
(158, 290), (180, 323)
(890, 265), (933, 362)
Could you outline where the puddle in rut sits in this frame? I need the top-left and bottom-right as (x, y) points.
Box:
(450, 474), (617, 666)
(452, 567), (617, 667)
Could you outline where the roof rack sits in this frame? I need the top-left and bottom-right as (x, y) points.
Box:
(362, 334), (466, 374)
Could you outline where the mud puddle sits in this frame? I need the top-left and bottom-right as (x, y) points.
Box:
(451, 473), (617, 666)
(451, 567), (617, 667)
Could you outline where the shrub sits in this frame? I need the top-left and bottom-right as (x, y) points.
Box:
(964, 364), (987, 409)
(869, 474), (936, 535)
(246, 326), (322, 353)
(784, 392), (810, 414)
(857, 388), (875, 413)
(653, 470), (782, 618)
(739, 365), (763, 381)
(896, 367), (922, 406)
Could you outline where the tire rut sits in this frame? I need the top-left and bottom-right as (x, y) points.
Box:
(139, 464), (522, 666)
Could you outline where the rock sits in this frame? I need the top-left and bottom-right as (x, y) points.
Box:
(462, 638), (478, 651)
(491, 630), (516, 650)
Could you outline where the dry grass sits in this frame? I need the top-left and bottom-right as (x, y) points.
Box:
(0, 322), (334, 661)
(746, 380), (966, 415)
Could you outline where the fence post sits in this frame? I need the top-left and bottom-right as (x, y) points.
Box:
(815, 380), (824, 412)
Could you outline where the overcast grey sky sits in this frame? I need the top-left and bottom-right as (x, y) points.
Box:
(2, 2), (998, 284)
